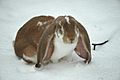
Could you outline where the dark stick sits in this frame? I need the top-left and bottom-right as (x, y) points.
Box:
(92, 40), (109, 50)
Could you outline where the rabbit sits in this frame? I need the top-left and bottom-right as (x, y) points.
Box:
(14, 15), (91, 68)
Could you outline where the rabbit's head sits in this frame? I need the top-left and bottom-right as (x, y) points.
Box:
(54, 16), (79, 44)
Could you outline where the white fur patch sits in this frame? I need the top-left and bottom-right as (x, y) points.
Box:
(51, 34), (77, 63)
(37, 21), (43, 26)
(23, 54), (37, 63)
(65, 16), (70, 24)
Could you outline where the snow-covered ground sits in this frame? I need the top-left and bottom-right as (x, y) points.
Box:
(0, 0), (120, 80)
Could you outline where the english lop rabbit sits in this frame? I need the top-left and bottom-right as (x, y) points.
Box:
(14, 15), (91, 68)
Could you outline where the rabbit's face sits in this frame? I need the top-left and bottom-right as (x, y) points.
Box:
(55, 16), (79, 44)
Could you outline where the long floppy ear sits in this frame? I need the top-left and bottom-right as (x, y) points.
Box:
(35, 23), (56, 68)
(74, 22), (91, 64)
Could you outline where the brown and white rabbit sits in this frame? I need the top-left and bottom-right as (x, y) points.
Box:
(14, 15), (91, 68)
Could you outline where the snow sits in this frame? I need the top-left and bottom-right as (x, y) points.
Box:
(0, 0), (120, 80)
